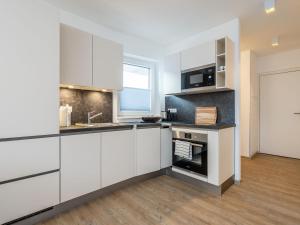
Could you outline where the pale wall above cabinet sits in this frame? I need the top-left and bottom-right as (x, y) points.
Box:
(60, 24), (123, 91)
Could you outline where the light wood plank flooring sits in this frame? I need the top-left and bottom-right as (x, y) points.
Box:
(39, 154), (300, 225)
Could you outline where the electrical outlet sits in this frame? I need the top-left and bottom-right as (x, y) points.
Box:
(168, 108), (177, 113)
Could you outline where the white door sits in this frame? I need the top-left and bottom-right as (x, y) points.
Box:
(260, 70), (300, 159)
(101, 130), (135, 187)
(60, 134), (101, 202)
(136, 128), (161, 175)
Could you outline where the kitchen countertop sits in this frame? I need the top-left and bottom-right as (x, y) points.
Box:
(59, 121), (235, 135)
(170, 122), (236, 130)
(60, 124), (134, 134)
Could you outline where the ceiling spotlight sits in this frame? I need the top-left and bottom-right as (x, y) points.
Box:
(265, 0), (276, 14)
(272, 37), (279, 47)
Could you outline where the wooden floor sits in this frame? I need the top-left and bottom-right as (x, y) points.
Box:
(39, 154), (300, 225)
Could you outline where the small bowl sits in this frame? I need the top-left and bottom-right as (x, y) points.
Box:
(141, 116), (161, 123)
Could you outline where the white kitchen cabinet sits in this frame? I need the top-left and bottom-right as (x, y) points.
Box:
(136, 128), (161, 175)
(60, 24), (93, 87)
(0, 137), (59, 183)
(93, 36), (123, 90)
(0, 172), (59, 224)
(160, 127), (172, 168)
(181, 40), (216, 71)
(101, 130), (135, 187)
(207, 128), (234, 186)
(163, 53), (181, 94)
(0, 0), (59, 138)
(61, 134), (101, 202)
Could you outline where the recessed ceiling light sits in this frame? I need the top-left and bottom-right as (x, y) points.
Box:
(272, 37), (279, 47)
(265, 0), (276, 14)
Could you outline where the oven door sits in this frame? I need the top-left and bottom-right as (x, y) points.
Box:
(172, 139), (207, 176)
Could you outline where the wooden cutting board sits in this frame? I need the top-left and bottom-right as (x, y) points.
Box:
(195, 107), (217, 125)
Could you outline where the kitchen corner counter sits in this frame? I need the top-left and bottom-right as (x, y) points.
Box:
(60, 124), (134, 135)
(170, 122), (236, 130)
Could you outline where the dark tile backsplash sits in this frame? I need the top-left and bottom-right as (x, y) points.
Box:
(60, 88), (113, 125)
(165, 90), (235, 124)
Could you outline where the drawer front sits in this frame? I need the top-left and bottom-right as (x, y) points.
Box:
(0, 172), (59, 224)
(0, 137), (59, 183)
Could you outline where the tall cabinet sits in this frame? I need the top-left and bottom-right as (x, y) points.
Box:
(0, 0), (60, 139)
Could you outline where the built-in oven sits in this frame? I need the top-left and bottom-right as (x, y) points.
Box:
(181, 65), (216, 91)
(172, 130), (208, 177)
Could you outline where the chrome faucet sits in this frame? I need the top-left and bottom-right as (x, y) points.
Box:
(87, 111), (103, 124)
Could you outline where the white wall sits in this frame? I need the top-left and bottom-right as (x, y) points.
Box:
(163, 19), (241, 181)
(257, 48), (300, 74)
(240, 50), (259, 158)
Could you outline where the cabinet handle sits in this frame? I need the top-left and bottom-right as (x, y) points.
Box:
(294, 113), (300, 115)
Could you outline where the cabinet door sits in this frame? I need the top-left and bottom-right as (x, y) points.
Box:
(0, 1), (59, 138)
(160, 127), (172, 168)
(181, 40), (216, 71)
(163, 53), (181, 94)
(60, 24), (93, 86)
(61, 134), (100, 202)
(93, 36), (123, 90)
(0, 172), (59, 224)
(136, 128), (161, 175)
(101, 130), (135, 187)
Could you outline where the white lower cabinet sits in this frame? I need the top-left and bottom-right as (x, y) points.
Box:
(101, 130), (135, 187)
(0, 172), (59, 224)
(136, 128), (161, 175)
(0, 137), (59, 183)
(207, 128), (234, 186)
(160, 127), (172, 168)
(61, 133), (101, 202)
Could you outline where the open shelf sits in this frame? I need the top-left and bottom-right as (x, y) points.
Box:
(216, 38), (228, 89)
(216, 38), (226, 55)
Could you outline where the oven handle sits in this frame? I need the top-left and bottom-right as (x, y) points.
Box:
(172, 140), (203, 148)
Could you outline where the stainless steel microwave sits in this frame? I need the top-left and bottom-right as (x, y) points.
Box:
(181, 65), (216, 91)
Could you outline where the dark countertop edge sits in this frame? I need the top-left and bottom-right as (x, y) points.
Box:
(136, 123), (161, 129)
(59, 125), (134, 135)
(171, 123), (236, 130)
(0, 133), (60, 142)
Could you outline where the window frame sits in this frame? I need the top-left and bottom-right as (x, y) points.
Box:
(118, 56), (156, 118)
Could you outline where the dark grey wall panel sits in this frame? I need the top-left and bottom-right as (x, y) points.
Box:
(165, 90), (235, 124)
(60, 88), (113, 124)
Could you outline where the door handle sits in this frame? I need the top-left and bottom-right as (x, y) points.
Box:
(294, 113), (300, 115)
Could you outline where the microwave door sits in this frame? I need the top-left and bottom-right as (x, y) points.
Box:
(189, 73), (204, 88)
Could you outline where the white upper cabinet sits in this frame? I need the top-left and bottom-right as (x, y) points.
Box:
(61, 134), (101, 202)
(0, 0), (59, 138)
(60, 25), (123, 90)
(180, 40), (216, 71)
(136, 128), (161, 175)
(163, 53), (181, 94)
(60, 24), (93, 87)
(93, 36), (123, 90)
(101, 130), (135, 187)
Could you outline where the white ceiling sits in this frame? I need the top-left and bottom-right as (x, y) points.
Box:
(46, 0), (300, 56)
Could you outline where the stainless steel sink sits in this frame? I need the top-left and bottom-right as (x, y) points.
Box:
(75, 123), (120, 128)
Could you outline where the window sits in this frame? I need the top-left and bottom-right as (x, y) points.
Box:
(119, 58), (155, 116)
